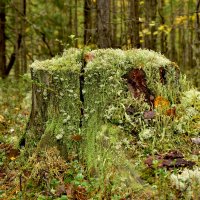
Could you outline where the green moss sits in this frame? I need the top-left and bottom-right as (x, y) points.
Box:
(26, 49), (82, 156)
(83, 49), (181, 136)
(26, 48), (199, 198)
(30, 48), (82, 72)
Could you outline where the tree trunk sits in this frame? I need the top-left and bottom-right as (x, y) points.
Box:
(129, 0), (140, 48)
(68, 0), (73, 36)
(14, 0), (20, 78)
(193, 0), (200, 87)
(111, 0), (117, 47)
(194, 0), (200, 61)
(0, 1), (6, 78)
(97, 0), (111, 48)
(169, 0), (177, 62)
(0, 1), (22, 78)
(21, 0), (27, 74)
(84, 0), (92, 45)
(74, 0), (78, 47)
(158, 0), (167, 54)
(144, 0), (157, 50)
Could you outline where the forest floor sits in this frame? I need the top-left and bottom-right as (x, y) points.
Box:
(0, 77), (200, 200)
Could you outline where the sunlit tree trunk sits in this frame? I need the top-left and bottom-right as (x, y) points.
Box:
(97, 0), (111, 48)
(0, 1), (6, 78)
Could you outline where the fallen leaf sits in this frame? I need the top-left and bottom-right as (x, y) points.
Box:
(10, 157), (16, 161)
(71, 134), (82, 142)
(144, 111), (156, 119)
(166, 107), (176, 117)
(154, 96), (170, 109)
(163, 150), (183, 159)
(145, 150), (195, 169)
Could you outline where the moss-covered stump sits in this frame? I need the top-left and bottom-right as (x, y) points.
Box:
(25, 49), (82, 156)
(25, 48), (181, 158)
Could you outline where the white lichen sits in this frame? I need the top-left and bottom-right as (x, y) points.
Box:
(170, 168), (200, 193)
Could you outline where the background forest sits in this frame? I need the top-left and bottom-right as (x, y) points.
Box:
(0, 0), (200, 86)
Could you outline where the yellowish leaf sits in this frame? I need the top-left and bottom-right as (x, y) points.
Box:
(10, 157), (16, 161)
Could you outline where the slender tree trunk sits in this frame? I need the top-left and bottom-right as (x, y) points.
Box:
(169, 0), (176, 62)
(21, 0), (27, 74)
(150, 0), (157, 51)
(74, 0), (78, 47)
(84, 0), (92, 45)
(158, 0), (167, 54)
(97, 0), (111, 48)
(122, 0), (128, 48)
(129, 0), (140, 48)
(68, 0), (73, 36)
(194, 0), (200, 69)
(196, 0), (200, 41)
(14, 0), (20, 78)
(111, 0), (117, 47)
(144, 0), (157, 50)
(0, 1), (6, 78)
(120, 0), (123, 47)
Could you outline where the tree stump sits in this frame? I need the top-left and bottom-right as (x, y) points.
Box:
(24, 48), (180, 158)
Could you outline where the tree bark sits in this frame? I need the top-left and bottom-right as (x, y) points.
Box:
(144, 0), (157, 50)
(68, 0), (73, 37)
(0, 1), (22, 78)
(74, 0), (78, 47)
(169, 0), (177, 62)
(0, 1), (6, 78)
(158, 0), (167, 54)
(111, 0), (117, 47)
(129, 0), (140, 48)
(84, 0), (92, 45)
(14, 0), (20, 78)
(97, 0), (111, 48)
(21, 0), (27, 74)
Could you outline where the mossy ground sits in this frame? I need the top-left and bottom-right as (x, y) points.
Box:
(0, 49), (199, 199)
